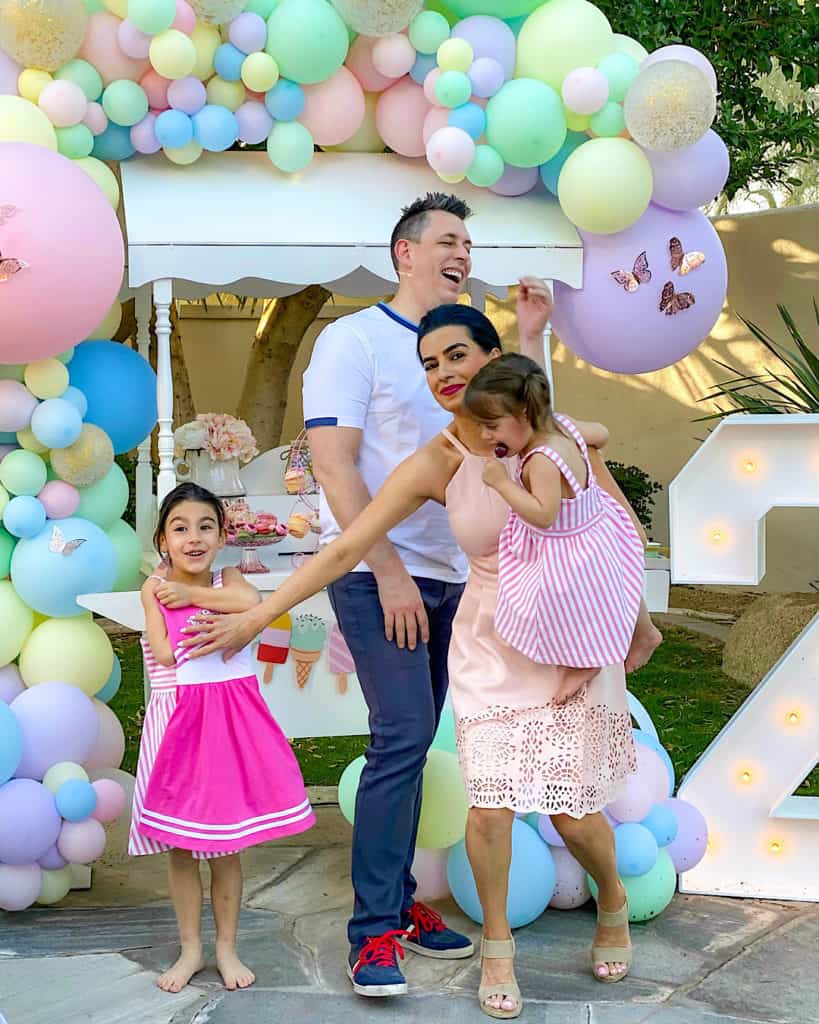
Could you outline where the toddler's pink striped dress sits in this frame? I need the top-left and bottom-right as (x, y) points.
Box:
(495, 414), (644, 668)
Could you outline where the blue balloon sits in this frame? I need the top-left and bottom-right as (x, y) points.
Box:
(68, 341), (157, 455)
(92, 122), (135, 161)
(214, 42), (246, 81)
(11, 515), (117, 617)
(539, 131), (588, 194)
(430, 701), (456, 753)
(0, 701), (23, 784)
(447, 818), (555, 928)
(95, 655), (122, 704)
(641, 802), (679, 847)
(448, 102), (486, 140)
(633, 729), (676, 795)
(3, 495), (46, 539)
(265, 79), (305, 121)
(192, 104), (239, 152)
(155, 109), (194, 149)
(615, 822), (659, 877)
(61, 386), (88, 419)
(30, 399), (83, 450)
(55, 778), (98, 822)
(410, 53), (437, 84)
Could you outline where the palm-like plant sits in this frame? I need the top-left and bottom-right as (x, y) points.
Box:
(698, 300), (819, 419)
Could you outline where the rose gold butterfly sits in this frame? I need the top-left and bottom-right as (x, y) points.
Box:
(659, 281), (696, 316)
(0, 204), (19, 227)
(610, 251), (651, 292)
(669, 236), (705, 276)
(0, 251), (28, 282)
(49, 525), (86, 556)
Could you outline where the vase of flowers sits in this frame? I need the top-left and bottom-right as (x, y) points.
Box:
(174, 414), (259, 498)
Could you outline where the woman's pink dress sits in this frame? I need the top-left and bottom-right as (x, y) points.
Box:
(442, 429), (637, 818)
(129, 571), (315, 856)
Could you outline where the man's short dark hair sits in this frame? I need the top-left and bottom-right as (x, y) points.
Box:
(390, 192), (473, 271)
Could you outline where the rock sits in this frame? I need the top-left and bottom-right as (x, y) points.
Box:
(722, 593), (819, 687)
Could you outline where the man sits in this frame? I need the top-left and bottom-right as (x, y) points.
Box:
(186, 193), (554, 998)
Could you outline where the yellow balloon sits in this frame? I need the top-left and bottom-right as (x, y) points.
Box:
(17, 67), (53, 103)
(16, 427), (49, 454)
(558, 136), (653, 234)
(241, 52), (279, 93)
(190, 21), (220, 80)
(0, 94), (57, 149)
(613, 33), (648, 64)
(164, 139), (203, 165)
(102, 0), (128, 15)
(0, 579), (34, 664)
(438, 171), (465, 183)
(43, 761), (89, 794)
(565, 110), (591, 132)
(149, 29), (197, 80)
(0, 0), (87, 71)
(325, 91), (384, 153)
(36, 866), (73, 906)
(24, 357), (69, 400)
(20, 616), (114, 695)
(437, 37), (473, 73)
(206, 75), (246, 111)
(516, 0), (614, 91)
(87, 300), (122, 340)
(72, 157), (120, 209)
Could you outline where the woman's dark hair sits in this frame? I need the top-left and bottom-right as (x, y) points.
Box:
(416, 304), (503, 361)
(153, 482), (225, 556)
(465, 353), (552, 431)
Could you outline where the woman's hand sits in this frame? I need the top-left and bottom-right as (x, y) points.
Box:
(155, 581), (194, 608)
(482, 457), (508, 491)
(180, 608), (263, 660)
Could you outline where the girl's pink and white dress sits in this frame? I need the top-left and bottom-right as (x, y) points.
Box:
(129, 571), (315, 857)
(496, 413), (645, 668)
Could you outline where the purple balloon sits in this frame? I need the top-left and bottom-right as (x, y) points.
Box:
(552, 203), (728, 374)
(490, 163), (539, 196)
(0, 46), (21, 95)
(647, 129), (730, 211)
(0, 443), (18, 461)
(228, 11), (267, 54)
(0, 862), (41, 911)
(131, 113), (161, 155)
(0, 778), (61, 864)
(0, 663), (24, 704)
(235, 100), (273, 144)
(168, 76), (207, 116)
(665, 797), (708, 873)
(11, 682), (99, 780)
(536, 813), (566, 847)
(38, 843), (68, 870)
(452, 16), (516, 79)
(469, 57), (505, 99)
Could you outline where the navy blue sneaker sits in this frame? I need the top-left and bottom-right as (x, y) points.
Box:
(401, 902), (475, 959)
(347, 931), (408, 997)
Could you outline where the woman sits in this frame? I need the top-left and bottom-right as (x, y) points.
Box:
(187, 304), (660, 1018)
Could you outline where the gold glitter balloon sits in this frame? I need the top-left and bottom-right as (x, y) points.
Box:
(190, 0), (245, 24)
(330, 0), (423, 37)
(0, 0), (87, 72)
(624, 60), (716, 152)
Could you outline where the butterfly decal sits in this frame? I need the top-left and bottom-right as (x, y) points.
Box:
(669, 236), (705, 276)
(49, 525), (87, 557)
(0, 204), (19, 227)
(0, 251), (28, 282)
(659, 281), (696, 316)
(610, 251), (651, 292)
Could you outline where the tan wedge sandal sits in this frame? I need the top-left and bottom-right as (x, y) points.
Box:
(478, 936), (522, 1020)
(591, 899), (632, 983)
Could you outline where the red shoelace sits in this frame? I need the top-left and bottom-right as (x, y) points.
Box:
(354, 930), (408, 974)
(407, 901), (446, 935)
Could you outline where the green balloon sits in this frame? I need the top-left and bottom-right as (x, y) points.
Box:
(265, 0), (348, 85)
(56, 123), (94, 159)
(0, 365), (25, 382)
(0, 450), (47, 497)
(417, 750), (467, 849)
(76, 463), (129, 530)
(467, 144), (504, 187)
(0, 527), (16, 579)
(338, 754), (365, 824)
(56, 59), (103, 102)
(107, 518), (142, 592)
(445, 0), (541, 15)
(409, 11), (451, 54)
(84, 0), (105, 11)
(422, 0), (458, 25)
(102, 80), (149, 128)
(431, 702), (457, 754)
(589, 101), (625, 138)
(589, 849), (677, 922)
(246, 0), (278, 13)
(486, 78), (566, 168)
(435, 70), (472, 109)
(597, 52), (639, 103)
(558, 137), (652, 234)
(128, 0), (176, 35)
(267, 120), (315, 173)
(516, 0), (614, 92)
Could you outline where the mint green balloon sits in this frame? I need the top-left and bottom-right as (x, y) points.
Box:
(245, 0), (278, 13)
(409, 11), (450, 54)
(129, 0), (176, 34)
(417, 750), (467, 848)
(486, 78), (567, 168)
(338, 754), (365, 824)
(0, 527), (16, 579)
(588, 849), (677, 922)
(467, 143), (504, 187)
(107, 519), (142, 592)
(56, 59), (103, 102)
(267, 120), (315, 173)
(56, 123), (94, 159)
(446, 0), (541, 15)
(589, 101), (625, 137)
(0, 450), (47, 497)
(431, 702), (457, 754)
(597, 52), (639, 103)
(265, 0), (348, 85)
(84, 0), (105, 12)
(102, 80), (149, 128)
(423, 0), (458, 24)
(76, 464), (129, 530)
(435, 70), (472, 109)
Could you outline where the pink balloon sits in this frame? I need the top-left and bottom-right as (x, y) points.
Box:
(376, 78), (430, 158)
(0, 663), (25, 704)
(79, 12), (150, 87)
(38, 479), (80, 518)
(91, 778), (127, 823)
(301, 66), (365, 147)
(140, 69), (171, 111)
(167, 76), (206, 114)
(372, 34), (416, 80)
(172, 0), (196, 34)
(346, 35), (397, 93)
(0, 46), (21, 96)
(83, 699), (125, 772)
(57, 818), (106, 864)
(549, 846), (591, 909)
(635, 743), (671, 803)
(426, 125), (475, 175)
(411, 847), (450, 901)
(0, 380), (38, 431)
(235, 100), (272, 144)
(83, 101), (108, 136)
(0, 143), (125, 363)
(38, 80), (88, 128)
(422, 105), (449, 145)
(561, 66), (609, 115)
(117, 18), (152, 60)
(607, 775), (655, 823)
(423, 67), (442, 104)
(489, 163), (539, 196)
(642, 45), (717, 94)
(0, 863), (41, 912)
(131, 112), (161, 154)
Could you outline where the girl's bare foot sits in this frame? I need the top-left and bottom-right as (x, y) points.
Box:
(216, 942), (256, 990)
(625, 621), (662, 674)
(157, 944), (206, 993)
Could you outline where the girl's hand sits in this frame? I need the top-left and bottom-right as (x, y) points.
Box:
(155, 581), (193, 608)
(482, 457), (508, 490)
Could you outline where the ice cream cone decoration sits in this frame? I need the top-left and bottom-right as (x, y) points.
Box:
(287, 512), (311, 539)
(328, 624), (355, 695)
(290, 614), (327, 689)
(257, 612), (291, 684)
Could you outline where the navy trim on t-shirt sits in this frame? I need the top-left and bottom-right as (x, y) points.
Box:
(304, 417), (339, 429)
(377, 302), (418, 333)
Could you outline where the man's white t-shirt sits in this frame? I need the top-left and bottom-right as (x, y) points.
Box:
(302, 303), (468, 584)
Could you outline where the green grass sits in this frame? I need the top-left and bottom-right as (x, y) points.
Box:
(113, 626), (817, 795)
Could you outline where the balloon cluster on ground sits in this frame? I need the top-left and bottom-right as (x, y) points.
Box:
(0, 0), (729, 374)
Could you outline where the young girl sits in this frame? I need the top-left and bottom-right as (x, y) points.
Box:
(465, 353), (648, 702)
(129, 482), (315, 994)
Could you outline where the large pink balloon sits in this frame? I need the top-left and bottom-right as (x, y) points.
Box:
(552, 203), (728, 374)
(0, 862), (41, 911)
(79, 12), (150, 86)
(345, 35), (396, 93)
(549, 845), (591, 909)
(411, 847), (450, 901)
(83, 698), (126, 772)
(376, 78), (430, 158)
(0, 143), (124, 363)
(301, 67), (365, 147)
